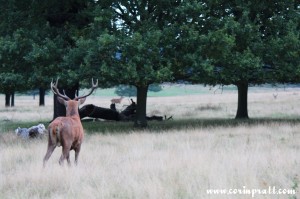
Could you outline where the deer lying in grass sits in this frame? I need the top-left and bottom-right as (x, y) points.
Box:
(111, 96), (124, 104)
(43, 79), (98, 167)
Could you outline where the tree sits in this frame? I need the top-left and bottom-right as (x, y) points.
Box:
(81, 0), (193, 127)
(31, 0), (98, 118)
(191, 0), (300, 119)
(0, 30), (32, 106)
(0, 73), (24, 106)
(25, 35), (67, 106)
(0, 0), (34, 106)
(94, 32), (173, 127)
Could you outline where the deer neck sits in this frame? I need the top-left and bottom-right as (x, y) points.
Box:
(66, 108), (79, 117)
(65, 101), (80, 118)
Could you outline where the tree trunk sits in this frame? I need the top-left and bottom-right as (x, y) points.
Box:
(10, 91), (15, 107)
(53, 82), (79, 120)
(134, 85), (148, 127)
(5, 93), (10, 107)
(235, 82), (249, 119)
(39, 87), (45, 106)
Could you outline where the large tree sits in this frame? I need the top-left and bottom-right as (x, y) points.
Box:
(190, 0), (300, 119)
(79, 1), (189, 127)
(82, 29), (173, 127)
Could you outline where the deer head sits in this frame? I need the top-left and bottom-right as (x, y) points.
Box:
(50, 78), (98, 116)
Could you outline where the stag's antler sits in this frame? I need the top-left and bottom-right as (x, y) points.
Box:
(74, 78), (98, 100)
(50, 78), (71, 100)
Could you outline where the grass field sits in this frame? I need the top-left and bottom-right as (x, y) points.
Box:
(0, 85), (300, 199)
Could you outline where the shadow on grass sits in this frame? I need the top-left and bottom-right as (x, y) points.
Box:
(2, 117), (300, 134)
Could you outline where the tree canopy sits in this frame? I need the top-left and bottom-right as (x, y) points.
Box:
(0, 0), (299, 125)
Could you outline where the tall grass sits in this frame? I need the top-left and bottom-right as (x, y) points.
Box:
(1, 124), (299, 199)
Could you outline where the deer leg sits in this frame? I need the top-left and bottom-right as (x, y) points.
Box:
(59, 145), (71, 166)
(74, 145), (81, 166)
(43, 144), (56, 167)
(59, 154), (65, 166)
(59, 151), (70, 166)
(66, 153), (71, 166)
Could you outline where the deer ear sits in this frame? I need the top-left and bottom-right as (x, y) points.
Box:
(57, 97), (67, 106)
(78, 97), (86, 106)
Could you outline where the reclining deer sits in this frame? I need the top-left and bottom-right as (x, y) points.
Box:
(43, 79), (98, 167)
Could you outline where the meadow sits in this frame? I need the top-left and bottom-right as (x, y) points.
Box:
(0, 85), (300, 199)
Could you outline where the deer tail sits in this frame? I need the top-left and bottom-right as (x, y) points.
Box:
(48, 124), (61, 146)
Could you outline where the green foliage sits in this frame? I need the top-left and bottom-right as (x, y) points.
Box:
(84, 30), (173, 87)
(25, 36), (65, 88)
(189, 0), (300, 86)
(265, 21), (300, 82)
(0, 73), (24, 93)
(0, 29), (32, 93)
(68, 1), (180, 92)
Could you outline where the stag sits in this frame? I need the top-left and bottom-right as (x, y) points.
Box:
(43, 79), (98, 167)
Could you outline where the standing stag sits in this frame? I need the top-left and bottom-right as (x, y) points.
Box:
(43, 78), (98, 167)
(111, 96), (124, 104)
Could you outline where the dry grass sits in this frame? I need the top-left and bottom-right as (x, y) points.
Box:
(1, 124), (299, 199)
(0, 87), (300, 198)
